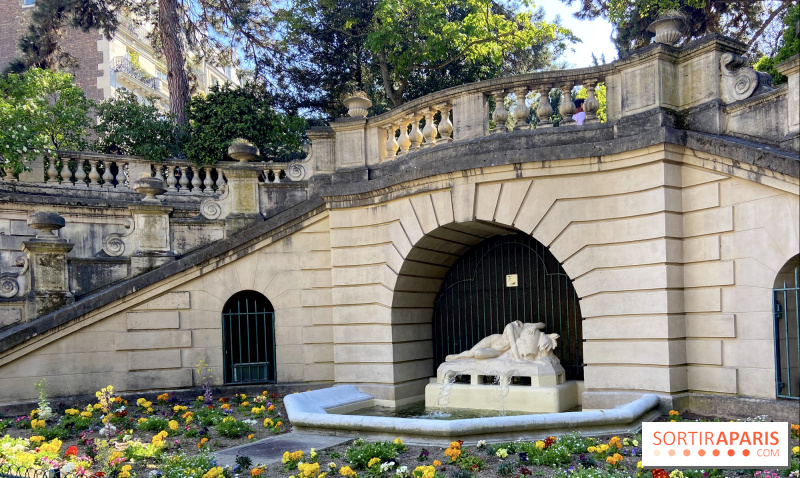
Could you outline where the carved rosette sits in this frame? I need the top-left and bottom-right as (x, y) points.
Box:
(720, 53), (773, 104)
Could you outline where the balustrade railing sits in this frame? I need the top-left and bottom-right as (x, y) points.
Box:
(361, 64), (613, 164)
(1, 151), (293, 197)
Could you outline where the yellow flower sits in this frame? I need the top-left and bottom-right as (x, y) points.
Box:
(637, 461), (643, 469)
(198, 396), (205, 402)
(368, 457), (381, 468)
(173, 405), (188, 413)
(168, 420), (179, 431)
(413, 465), (436, 478)
(394, 437), (404, 445)
(793, 446), (799, 455)
(242, 401), (250, 407)
(64, 408), (79, 416)
(31, 419), (46, 429)
(80, 411), (93, 418)
(339, 465), (357, 477)
(264, 418), (275, 428)
(203, 467), (224, 478)
(298, 462), (321, 478)
(448, 441), (462, 449)
(535, 441), (546, 450)
(29, 436), (45, 445)
(138, 417), (148, 424)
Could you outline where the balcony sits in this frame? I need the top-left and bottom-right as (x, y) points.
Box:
(111, 56), (168, 101)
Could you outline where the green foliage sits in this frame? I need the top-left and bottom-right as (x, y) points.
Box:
(157, 450), (219, 478)
(516, 442), (572, 467)
(93, 90), (182, 162)
(367, 0), (573, 106)
(63, 414), (94, 431)
(216, 418), (253, 438)
(497, 462), (515, 477)
(345, 440), (399, 469)
(195, 407), (224, 427)
(755, 4), (800, 85)
(449, 470), (474, 478)
(39, 424), (71, 440)
(185, 82), (307, 165)
(0, 68), (92, 173)
(458, 453), (485, 471)
(575, 84), (607, 123)
(556, 432), (597, 454)
(562, 0), (775, 57)
(554, 466), (628, 478)
(138, 416), (170, 432)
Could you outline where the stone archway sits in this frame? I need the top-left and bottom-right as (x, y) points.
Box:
(773, 254), (799, 399)
(221, 290), (276, 384)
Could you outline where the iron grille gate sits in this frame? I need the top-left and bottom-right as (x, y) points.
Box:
(432, 233), (584, 380)
(774, 259), (799, 399)
(222, 291), (276, 384)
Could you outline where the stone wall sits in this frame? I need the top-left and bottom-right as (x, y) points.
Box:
(0, 141), (796, 407)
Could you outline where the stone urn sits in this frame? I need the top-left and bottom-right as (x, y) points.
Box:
(228, 140), (260, 163)
(133, 176), (167, 202)
(27, 211), (66, 238)
(343, 91), (372, 118)
(648, 11), (686, 46)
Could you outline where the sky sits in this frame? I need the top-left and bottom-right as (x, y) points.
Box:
(534, 0), (619, 67)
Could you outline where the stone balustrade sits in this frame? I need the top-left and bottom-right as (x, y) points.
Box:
(364, 66), (610, 165)
(308, 37), (798, 178)
(0, 151), (294, 196)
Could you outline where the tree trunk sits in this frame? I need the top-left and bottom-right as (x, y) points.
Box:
(378, 49), (404, 107)
(158, 0), (190, 126)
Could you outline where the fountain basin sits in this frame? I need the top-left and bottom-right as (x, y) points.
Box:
(284, 385), (661, 446)
(424, 381), (578, 413)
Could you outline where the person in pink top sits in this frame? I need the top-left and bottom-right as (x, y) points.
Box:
(573, 98), (586, 125)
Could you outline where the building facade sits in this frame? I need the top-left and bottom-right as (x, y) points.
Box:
(0, 35), (798, 418)
(0, 0), (238, 106)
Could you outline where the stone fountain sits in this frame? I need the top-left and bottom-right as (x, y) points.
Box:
(424, 321), (579, 413)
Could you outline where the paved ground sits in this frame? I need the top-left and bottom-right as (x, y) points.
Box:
(213, 432), (353, 467)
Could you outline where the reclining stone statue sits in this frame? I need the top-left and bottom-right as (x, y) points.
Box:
(445, 320), (560, 364)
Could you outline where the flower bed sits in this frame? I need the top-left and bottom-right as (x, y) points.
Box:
(0, 385), (288, 477)
(1, 398), (798, 478)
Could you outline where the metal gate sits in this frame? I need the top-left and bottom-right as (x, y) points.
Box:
(432, 233), (584, 379)
(222, 291), (276, 384)
(774, 256), (799, 399)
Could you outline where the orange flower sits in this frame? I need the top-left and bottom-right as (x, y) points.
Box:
(609, 436), (621, 449)
(433, 460), (442, 467)
(668, 410), (679, 417)
(275, 421), (283, 427)
(251, 468), (264, 476)
(197, 437), (209, 449)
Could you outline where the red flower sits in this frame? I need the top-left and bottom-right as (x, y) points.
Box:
(65, 446), (78, 457)
(270, 393), (278, 399)
(652, 470), (669, 478)
(92, 473), (106, 478)
(457, 440), (464, 446)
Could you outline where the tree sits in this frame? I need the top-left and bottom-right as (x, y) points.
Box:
(185, 82), (307, 165)
(127, 0), (279, 126)
(93, 90), (182, 162)
(559, 0), (793, 57)
(275, 0), (575, 114)
(0, 68), (93, 173)
(755, 4), (800, 85)
(367, 0), (573, 107)
(6, 0), (124, 73)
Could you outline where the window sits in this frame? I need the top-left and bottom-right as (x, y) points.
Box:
(23, 0), (35, 6)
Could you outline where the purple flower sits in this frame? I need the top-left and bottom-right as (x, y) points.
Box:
(519, 452), (528, 462)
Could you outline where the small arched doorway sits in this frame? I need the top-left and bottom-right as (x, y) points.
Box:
(222, 291), (276, 384)
(774, 254), (799, 399)
(432, 232), (584, 380)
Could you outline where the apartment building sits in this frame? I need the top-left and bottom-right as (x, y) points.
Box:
(0, 0), (239, 106)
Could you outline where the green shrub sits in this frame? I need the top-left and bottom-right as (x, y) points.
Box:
(39, 424), (71, 440)
(517, 442), (572, 467)
(216, 418), (253, 438)
(458, 453), (485, 471)
(345, 440), (399, 469)
(138, 416), (169, 432)
(558, 432), (596, 454)
(157, 450), (218, 478)
(185, 82), (306, 165)
(93, 90), (182, 162)
(497, 462), (515, 477)
(63, 415), (94, 431)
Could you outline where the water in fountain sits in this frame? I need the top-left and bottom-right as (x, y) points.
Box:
(435, 371), (457, 411)
(491, 372), (512, 416)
